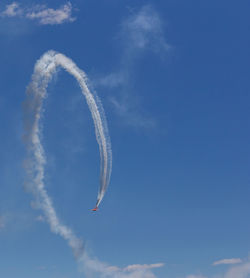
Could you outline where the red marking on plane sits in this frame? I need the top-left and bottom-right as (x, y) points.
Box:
(91, 206), (98, 212)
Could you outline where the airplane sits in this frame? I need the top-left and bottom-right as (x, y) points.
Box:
(91, 206), (98, 212)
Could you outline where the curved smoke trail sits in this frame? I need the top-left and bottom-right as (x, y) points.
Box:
(23, 50), (112, 257)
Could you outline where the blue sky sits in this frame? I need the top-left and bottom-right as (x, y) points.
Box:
(0, 1), (249, 277)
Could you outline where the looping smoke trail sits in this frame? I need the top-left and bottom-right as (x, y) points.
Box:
(23, 50), (112, 257)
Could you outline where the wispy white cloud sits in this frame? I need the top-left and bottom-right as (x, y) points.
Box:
(1, 2), (21, 17)
(26, 3), (75, 25)
(95, 5), (169, 128)
(121, 5), (170, 53)
(186, 258), (250, 278)
(109, 96), (155, 128)
(80, 254), (164, 278)
(213, 258), (242, 266)
(98, 5), (169, 89)
(224, 261), (250, 278)
(0, 2), (75, 25)
(97, 72), (126, 89)
(81, 258), (250, 278)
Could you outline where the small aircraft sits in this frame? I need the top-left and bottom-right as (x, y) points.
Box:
(91, 206), (98, 212)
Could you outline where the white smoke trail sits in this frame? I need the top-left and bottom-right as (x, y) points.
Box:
(23, 50), (112, 257)
(22, 50), (163, 278)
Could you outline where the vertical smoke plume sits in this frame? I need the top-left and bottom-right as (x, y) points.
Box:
(23, 50), (112, 257)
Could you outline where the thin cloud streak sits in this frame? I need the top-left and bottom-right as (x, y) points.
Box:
(213, 258), (242, 266)
(0, 2), (75, 25)
(81, 254), (164, 278)
(124, 263), (164, 272)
